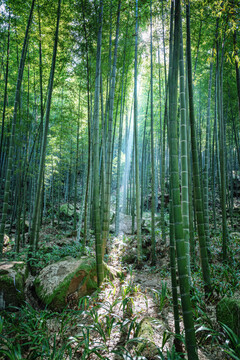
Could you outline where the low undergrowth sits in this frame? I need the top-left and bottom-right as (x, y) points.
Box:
(1, 221), (240, 359)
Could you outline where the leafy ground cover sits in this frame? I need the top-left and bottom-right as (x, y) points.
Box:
(1, 209), (240, 360)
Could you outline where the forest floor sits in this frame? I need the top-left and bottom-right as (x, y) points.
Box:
(1, 202), (240, 359)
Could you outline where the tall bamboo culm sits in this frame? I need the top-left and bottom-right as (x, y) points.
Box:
(169, 1), (199, 358)
(0, 0), (35, 258)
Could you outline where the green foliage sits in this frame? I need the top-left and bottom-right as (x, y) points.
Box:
(195, 313), (221, 348)
(190, 254), (240, 355)
(59, 203), (75, 218)
(156, 345), (185, 360)
(32, 241), (83, 267)
(20, 278), (142, 357)
(216, 295), (240, 338)
(221, 322), (240, 360)
(3, 267), (239, 359)
(194, 313), (240, 359)
(6, 240), (85, 274)
(0, 304), (73, 359)
(69, 329), (108, 360)
(211, 262), (240, 297)
(0, 0), (240, 356)
(151, 280), (168, 312)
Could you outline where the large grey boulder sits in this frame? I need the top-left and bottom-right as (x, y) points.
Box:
(34, 256), (112, 311)
(0, 261), (27, 310)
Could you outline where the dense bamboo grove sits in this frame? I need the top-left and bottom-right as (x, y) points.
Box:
(0, 0), (240, 359)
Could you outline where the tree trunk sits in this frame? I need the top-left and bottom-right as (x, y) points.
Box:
(169, 2), (199, 358)
(93, 0), (104, 286)
(115, 22), (129, 235)
(217, 29), (228, 261)
(179, 15), (190, 279)
(203, 50), (213, 254)
(28, 0), (61, 259)
(233, 31), (240, 120)
(102, 0), (121, 257)
(134, 0), (142, 265)
(81, 0), (92, 247)
(0, 0), (35, 257)
(0, 9), (10, 164)
(150, 0), (156, 265)
(186, 0), (212, 294)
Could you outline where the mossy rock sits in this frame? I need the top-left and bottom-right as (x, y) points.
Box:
(216, 295), (240, 336)
(142, 237), (152, 248)
(141, 226), (151, 235)
(2, 234), (12, 253)
(122, 248), (137, 264)
(34, 256), (113, 311)
(0, 261), (27, 310)
(20, 220), (29, 233)
(59, 203), (75, 218)
(135, 317), (159, 357)
(142, 247), (151, 261)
